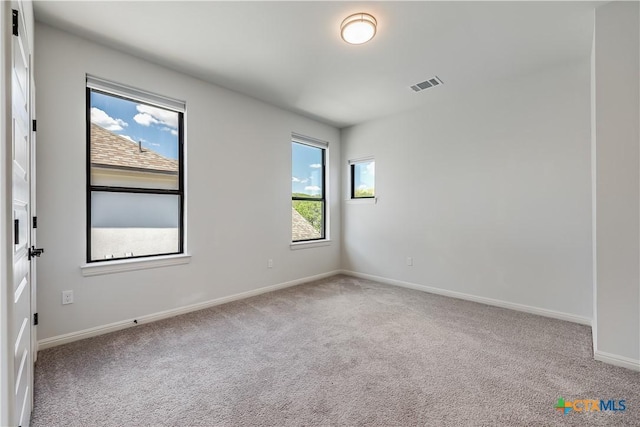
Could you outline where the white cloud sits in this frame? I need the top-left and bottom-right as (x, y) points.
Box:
(136, 104), (179, 128)
(305, 185), (321, 193)
(358, 184), (368, 190)
(367, 161), (375, 174)
(292, 177), (301, 182)
(134, 113), (160, 127)
(310, 164), (322, 169)
(91, 107), (128, 131)
(120, 135), (134, 142)
(161, 126), (179, 136)
(301, 178), (308, 184)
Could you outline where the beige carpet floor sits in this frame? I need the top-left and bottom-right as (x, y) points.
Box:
(32, 275), (639, 426)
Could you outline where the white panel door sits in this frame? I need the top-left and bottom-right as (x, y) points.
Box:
(11, 4), (32, 426)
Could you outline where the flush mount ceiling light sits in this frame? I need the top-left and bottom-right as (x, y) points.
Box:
(340, 13), (377, 45)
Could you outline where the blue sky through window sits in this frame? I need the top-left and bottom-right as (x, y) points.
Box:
(292, 142), (323, 197)
(90, 91), (179, 160)
(354, 161), (375, 192)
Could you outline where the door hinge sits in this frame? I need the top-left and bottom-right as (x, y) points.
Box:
(12, 9), (19, 36)
(32, 119), (37, 132)
(33, 216), (37, 228)
(34, 313), (38, 326)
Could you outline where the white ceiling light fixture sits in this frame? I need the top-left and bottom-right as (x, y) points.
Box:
(340, 13), (377, 45)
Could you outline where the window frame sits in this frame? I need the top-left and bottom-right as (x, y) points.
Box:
(291, 134), (328, 243)
(85, 78), (186, 263)
(349, 158), (375, 199)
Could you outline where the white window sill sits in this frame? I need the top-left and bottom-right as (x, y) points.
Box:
(290, 240), (332, 250)
(346, 197), (377, 205)
(81, 254), (192, 277)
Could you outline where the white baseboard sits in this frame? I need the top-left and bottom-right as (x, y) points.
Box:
(339, 270), (593, 326)
(594, 350), (640, 372)
(38, 269), (639, 373)
(38, 270), (341, 351)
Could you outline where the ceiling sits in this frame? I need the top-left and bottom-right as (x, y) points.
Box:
(34, 1), (598, 128)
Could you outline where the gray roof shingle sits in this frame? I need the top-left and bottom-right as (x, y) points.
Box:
(292, 208), (321, 241)
(91, 123), (178, 174)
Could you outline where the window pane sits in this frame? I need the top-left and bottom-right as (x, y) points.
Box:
(90, 90), (180, 190)
(90, 191), (180, 260)
(353, 161), (375, 198)
(292, 142), (323, 199)
(292, 200), (324, 241)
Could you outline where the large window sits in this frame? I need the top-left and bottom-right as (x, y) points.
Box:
(292, 135), (327, 242)
(86, 76), (185, 262)
(350, 158), (375, 199)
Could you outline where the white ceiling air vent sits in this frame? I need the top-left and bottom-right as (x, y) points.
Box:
(410, 76), (444, 93)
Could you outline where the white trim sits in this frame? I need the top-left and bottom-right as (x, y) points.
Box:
(38, 270), (341, 350)
(348, 156), (374, 165)
(80, 253), (191, 277)
(290, 240), (332, 250)
(346, 197), (376, 205)
(86, 74), (185, 112)
(0, 3), (10, 424)
(590, 20), (598, 355)
(594, 350), (640, 371)
(291, 132), (328, 149)
(339, 270), (593, 326)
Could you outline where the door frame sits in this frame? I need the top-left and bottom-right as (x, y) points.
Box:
(29, 54), (36, 367)
(1, 2), (13, 425)
(1, 1), (35, 425)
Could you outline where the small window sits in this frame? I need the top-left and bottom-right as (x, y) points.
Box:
(86, 76), (185, 262)
(350, 159), (375, 199)
(292, 135), (327, 242)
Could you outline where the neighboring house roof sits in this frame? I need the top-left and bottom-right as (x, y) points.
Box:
(91, 123), (178, 174)
(292, 208), (321, 241)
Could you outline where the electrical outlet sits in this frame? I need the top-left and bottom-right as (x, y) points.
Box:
(406, 257), (413, 266)
(62, 290), (74, 305)
(268, 259), (273, 268)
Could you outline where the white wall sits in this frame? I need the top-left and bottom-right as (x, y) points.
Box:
(593, 1), (640, 366)
(341, 60), (593, 320)
(35, 23), (340, 341)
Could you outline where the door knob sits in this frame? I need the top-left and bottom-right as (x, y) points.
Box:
(28, 246), (44, 260)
